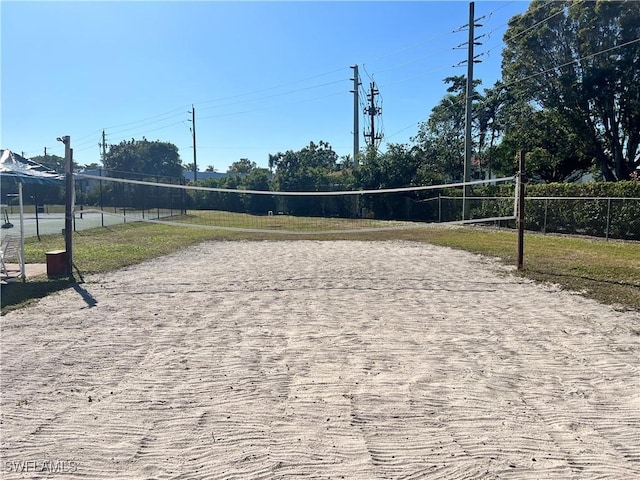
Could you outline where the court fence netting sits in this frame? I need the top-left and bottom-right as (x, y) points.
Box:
(7, 173), (638, 240)
(73, 173), (519, 235)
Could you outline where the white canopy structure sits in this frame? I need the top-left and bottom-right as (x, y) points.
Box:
(0, 149), (63, 279)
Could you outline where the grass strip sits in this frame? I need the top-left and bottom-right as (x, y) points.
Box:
(2, 218), (638, 313)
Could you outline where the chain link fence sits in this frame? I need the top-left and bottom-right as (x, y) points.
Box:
(524, 196), (640, 240)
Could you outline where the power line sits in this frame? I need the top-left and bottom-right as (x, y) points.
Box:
(480, 6), (565, 58)
(193, 67), (348, 108)
(106, 110), (189, 137)
(43, 1), (623, 166)
(72, 105), (194, 151)
(376, 64), (454, 89)
(197, 89), (349, 123)
(99, 23), (459, 137)
(371, 44), (462, 76)
(74, 77), (350, 146)
(383, 121), (421, 142)
(504, 36), (640, 88)
(104, 104), (192, 131)
(55, 10), (495, 157)
(196, 78), (349, 114)
(365, 25), (462, 65)
(405, 33), (640, 146)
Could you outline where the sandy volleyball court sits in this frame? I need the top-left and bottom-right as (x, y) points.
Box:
(1, 240), (638, 479)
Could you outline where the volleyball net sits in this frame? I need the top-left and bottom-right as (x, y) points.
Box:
(74, 173), (517, 234)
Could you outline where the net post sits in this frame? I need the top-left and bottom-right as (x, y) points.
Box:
(99, 168), (104, 227)
(18, 182), (26, 281)
(517, 150), (526, 271)
(60, 135), (73, 276)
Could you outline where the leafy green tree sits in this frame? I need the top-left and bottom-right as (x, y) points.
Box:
(268, 141), (341, 215)
(189, 175), (244, 212)
(502, 0), (640, 181)
(30, 154), (65, 174)
(354, 143), (443, 221)
(239, 167), (276, 214)
(474, 82), (510, 179)
(413, 76), (465, 181)
(413, 75), (486, 182)
(104, 138), (183, 179)
(269, 140), (339, 191)
(493, 99), (591, 182)
(355, 143), (431, 189)
(240, 167), (270, 190)
(228, 158), (256, 175)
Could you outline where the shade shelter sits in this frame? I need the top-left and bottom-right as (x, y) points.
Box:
(0, 149), (64, 279)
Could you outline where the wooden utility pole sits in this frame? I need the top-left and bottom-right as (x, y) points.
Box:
(463, 1), (476, 220)
(99, 130), (108, 165)
(190, 105), (198, 182)
(350, 65), (360, 166)
(364, 82), (382, 152)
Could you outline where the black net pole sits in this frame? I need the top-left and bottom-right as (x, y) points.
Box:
(34, 184), (40, 241)
(517, 150), (526, 271)
(62, 137), (73, 275)
(99, 168), (104, 227)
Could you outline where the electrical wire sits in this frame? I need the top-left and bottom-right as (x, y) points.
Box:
(503, 36), (640, 88)
(50, 6), (483, 157)
(196, 78), (349, 114)
(402, 31), (640, 156)
(381, 0), (614, 148)
(197, 89), (349, 122)
(193, 67), (348, 108)
(41, 1), (633, 165)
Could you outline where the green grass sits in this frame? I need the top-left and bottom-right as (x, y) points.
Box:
(2, 212), (639, 313)
(405, 228), (640, 310)
(173, 210), (412, 231)
(4, 204), (65, 214)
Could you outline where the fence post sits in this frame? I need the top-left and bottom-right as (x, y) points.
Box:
(517, 151), (526, 271)
(543, 198), (548, 234)
(605, 197), (611, 241)
(156, 176), (160, 219)
(99, 168), (104, 227)
(34, 184), (41, 241)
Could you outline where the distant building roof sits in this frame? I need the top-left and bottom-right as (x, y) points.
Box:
(183, 171), (228, 182)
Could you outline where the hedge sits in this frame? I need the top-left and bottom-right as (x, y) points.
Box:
(471, 181), (640, 240)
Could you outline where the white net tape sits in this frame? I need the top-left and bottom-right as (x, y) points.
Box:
(75, 173), (517, 234)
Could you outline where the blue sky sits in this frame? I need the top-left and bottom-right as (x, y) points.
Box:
(1, 1), (529, 173)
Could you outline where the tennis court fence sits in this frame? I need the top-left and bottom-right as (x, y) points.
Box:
(4, 172), (638, 240)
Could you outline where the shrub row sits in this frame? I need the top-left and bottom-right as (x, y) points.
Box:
(474, 181), (640, 240)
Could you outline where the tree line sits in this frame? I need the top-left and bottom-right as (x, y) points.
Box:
(64, 1), (638, 216)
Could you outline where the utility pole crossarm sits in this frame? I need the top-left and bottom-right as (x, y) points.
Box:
(99, 130), (108, 167)
(364, 82), (383, 152)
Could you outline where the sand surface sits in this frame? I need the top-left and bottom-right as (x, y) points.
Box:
(1, 240), (639, 479)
